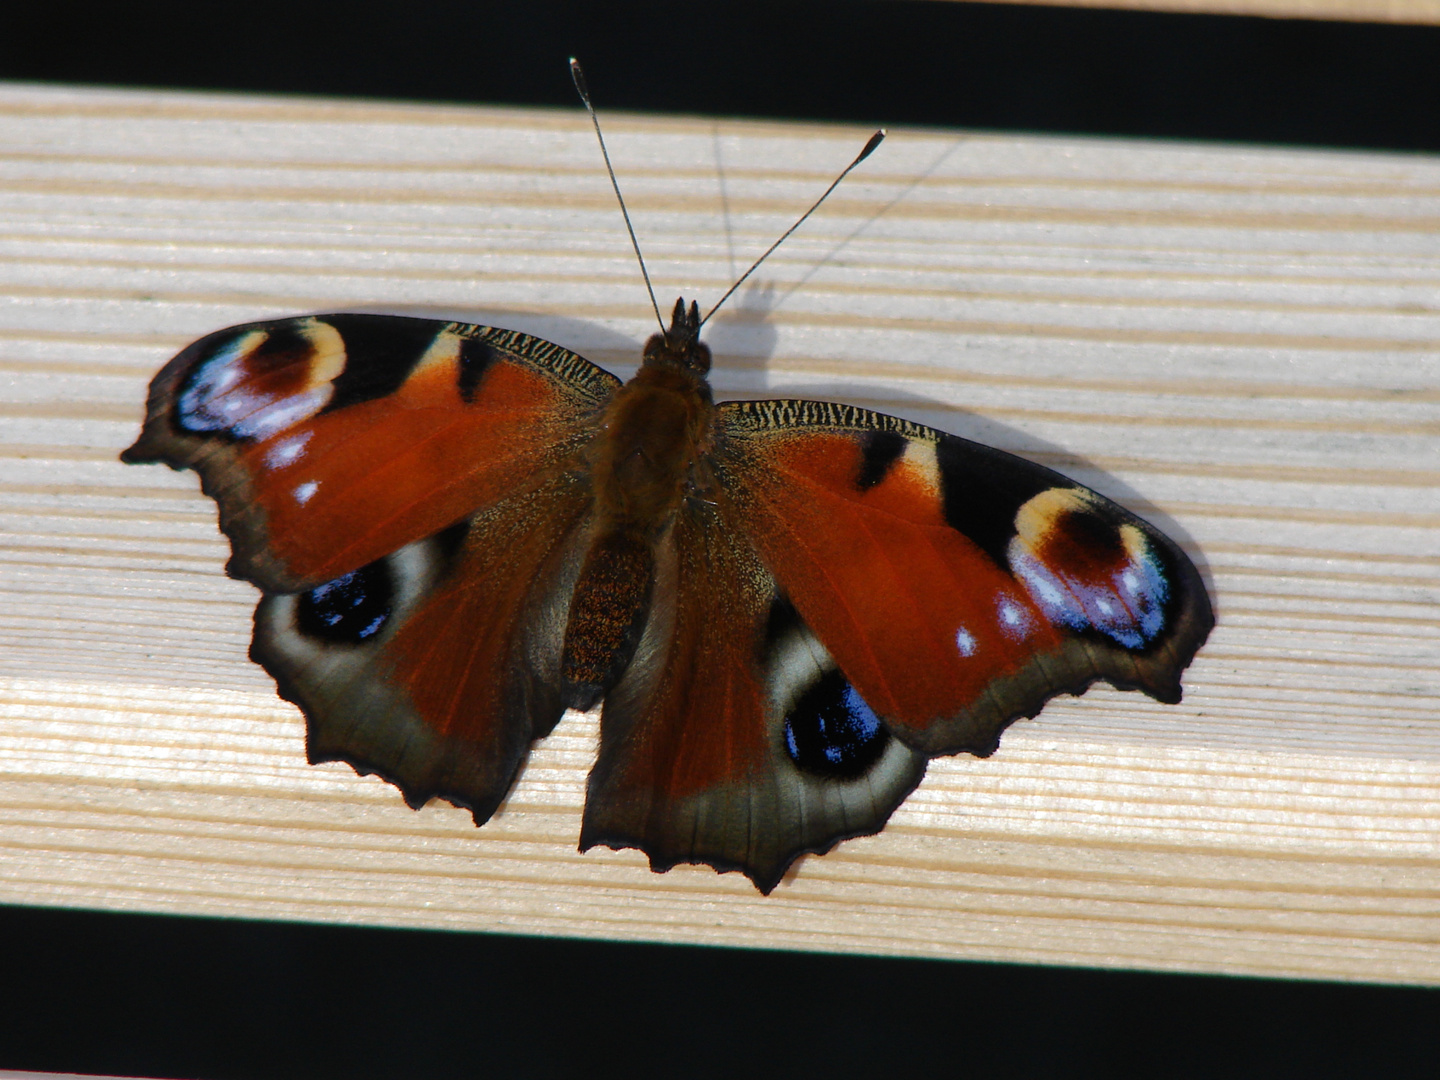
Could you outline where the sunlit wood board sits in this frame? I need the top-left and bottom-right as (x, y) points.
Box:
(0, 83), (1436, 985)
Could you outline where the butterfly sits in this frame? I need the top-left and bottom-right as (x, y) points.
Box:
(121, 73), (1213, 894)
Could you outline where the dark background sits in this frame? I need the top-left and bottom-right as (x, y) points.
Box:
(0, 903), (1437, 1080)
(3, 1), (1438, 1077)
(4, 0), (1440, 149)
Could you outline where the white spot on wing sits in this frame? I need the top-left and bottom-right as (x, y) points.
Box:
(997, 597), (1035, 640)
(413, 330), (463, 377)
(293, 481), (319, 505)
(264, 430), (313, 470)
(899, 440), (941, 496)
(954, 626), (977, 657)
(238, 388), (332, 441)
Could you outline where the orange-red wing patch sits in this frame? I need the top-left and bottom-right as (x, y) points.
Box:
(583, 506), (772, 806)
(240, 358), (577, 585)
(123, 315), (618, 592)
(723, 428), (1061, 742)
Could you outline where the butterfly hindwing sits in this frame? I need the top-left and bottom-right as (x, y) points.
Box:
(580, 502), (928, 893)
(254, 471), (594, 823)
(716, 399), (1213, 758)
(122, 314), (619, 592)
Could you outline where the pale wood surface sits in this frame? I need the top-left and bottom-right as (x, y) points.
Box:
(0, 84), (1437, 985)
(939, 0), (1440, 25)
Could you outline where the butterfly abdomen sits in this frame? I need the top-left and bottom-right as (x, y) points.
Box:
(561, 531), (655, 709)
(561, 354), (717, 708)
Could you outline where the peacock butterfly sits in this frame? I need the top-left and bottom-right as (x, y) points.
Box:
(121, 68), (1212, 894)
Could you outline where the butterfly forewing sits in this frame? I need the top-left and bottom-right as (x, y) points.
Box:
(714, 399), (1214, 758)
(122, 314), (619, 592)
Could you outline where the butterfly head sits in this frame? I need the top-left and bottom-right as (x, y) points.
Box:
(643, 297), (712, 376)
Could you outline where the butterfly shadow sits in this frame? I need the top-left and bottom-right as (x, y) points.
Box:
(699, 124), (1215, 603)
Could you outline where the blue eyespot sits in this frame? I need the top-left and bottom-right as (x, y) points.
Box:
(296, 562), (392, 644)
(783, 669), (888, 780)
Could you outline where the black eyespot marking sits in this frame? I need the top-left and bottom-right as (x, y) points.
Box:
(857, 429), (907, 491)
(457, 337), (498, 403)
(937, 434), (1055, 567)
(783, 669), (890, 780)
(432, 518), (472, 564)
(320, 314), (443, 412)
(295, 561), (393, 644)
(1053, 505), (1125, 562)
(249, 322), (315, 369)
(762, 591), (801, 657)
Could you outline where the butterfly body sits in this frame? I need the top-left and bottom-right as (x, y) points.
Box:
(562, 300), (714, 707)
(123, 298), (1212, 893)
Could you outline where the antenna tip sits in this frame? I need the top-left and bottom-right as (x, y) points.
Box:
(570, 59), (590, 103)
(857, 129), (886, 163)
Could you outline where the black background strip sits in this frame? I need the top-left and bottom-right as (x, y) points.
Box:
(2, 0), (1438, 150)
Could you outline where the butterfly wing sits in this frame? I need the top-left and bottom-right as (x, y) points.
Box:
(255, 473), (594, 822)
(124, 313), (619, 821)
(715, 399), (1214, 758)
(122, 314), (619, 591)
(580, 502), (928, 894)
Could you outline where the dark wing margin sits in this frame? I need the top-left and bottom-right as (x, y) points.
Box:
(714, 398), (1214, 759)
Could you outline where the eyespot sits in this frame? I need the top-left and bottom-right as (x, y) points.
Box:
(1008, 488), (1170, 649)
(176, 321), (343, 440)
(782, 669), (889, 780)
(295, 562), (393, 644)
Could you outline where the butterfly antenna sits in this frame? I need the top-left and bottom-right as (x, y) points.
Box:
(700, 128), (885, 328)
(570, 58), (666, 334)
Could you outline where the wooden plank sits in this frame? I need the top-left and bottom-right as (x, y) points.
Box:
(938, 0), (1440, 26)
(0, 83), (1436, 984)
